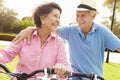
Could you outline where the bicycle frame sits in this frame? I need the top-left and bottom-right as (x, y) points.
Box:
(0, 63), (104, 80)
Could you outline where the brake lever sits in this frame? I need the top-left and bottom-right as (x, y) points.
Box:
(94, 74), (97, 80)
(36, 68), (49, 80)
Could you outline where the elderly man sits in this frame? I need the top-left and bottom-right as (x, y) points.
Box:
(13, 0), (120, 80)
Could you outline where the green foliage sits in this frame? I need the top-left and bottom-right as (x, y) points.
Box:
(19, 16), (34, 29)
(11, 16), (34, 33)
(0, 0), (34, 34)
(113, 25), (120, 38)
(0, 32), (16, 41)
(103, 0), (120, 12)
(0, 0), (18, 33)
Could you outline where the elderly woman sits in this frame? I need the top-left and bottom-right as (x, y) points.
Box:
(0, 2), (71, 80)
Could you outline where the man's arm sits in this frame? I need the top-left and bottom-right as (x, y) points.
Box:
(12, 26), (37, 44)
(117, 47), (120, 53)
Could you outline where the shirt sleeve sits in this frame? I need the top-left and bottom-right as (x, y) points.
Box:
(104, 27), (120, 51)
(55, 37), (72, 79)
(0, 41), (23, 64)
(57, 26), (70, 40)
(56, 37), (72, 71)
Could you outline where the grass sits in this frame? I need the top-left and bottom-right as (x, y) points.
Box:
(0, 45), (120, 80)
(103, 62), (120, 80)
(0, 45), (6, 49)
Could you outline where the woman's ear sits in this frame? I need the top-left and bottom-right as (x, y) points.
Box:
(40, 16), (45, 24)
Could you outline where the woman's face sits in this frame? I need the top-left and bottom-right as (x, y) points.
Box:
(41, 9), (61, 32)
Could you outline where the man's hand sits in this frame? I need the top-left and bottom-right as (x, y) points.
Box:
(12, 26), (37, 44)
(117, 48), (120, 53)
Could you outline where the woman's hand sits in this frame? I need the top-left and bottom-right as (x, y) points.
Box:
(12, 26), (37, 44)
(53, 64), (67, 78)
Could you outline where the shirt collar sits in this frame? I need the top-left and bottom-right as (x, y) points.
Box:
(90, 22), (98, 33)
(32, 30), (57, 38)
(78, 22), (98, 33)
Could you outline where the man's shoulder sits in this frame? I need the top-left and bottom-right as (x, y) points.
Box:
(94, 22), (104, 27)
(94, 22), (108, 30)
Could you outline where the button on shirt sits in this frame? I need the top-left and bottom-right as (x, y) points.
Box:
(0, 31), (70, 75)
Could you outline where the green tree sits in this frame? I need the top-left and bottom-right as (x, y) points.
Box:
(12, 16), (34, 33)
(0, 0), (5, 32)
(103, 0), (120, 12)
(0, 0), (18, 33)
(102, 0), (120, 37)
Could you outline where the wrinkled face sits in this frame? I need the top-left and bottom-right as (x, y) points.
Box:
(41, 9), (60, 32)
(76, 11), (95, 30)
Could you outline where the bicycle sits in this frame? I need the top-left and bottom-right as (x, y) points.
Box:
(0, 63), (104, 80)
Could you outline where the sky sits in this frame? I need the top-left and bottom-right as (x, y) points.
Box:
(5, 0), (109, 25)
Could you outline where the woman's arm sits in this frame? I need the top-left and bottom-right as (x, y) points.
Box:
(0, 41), (23, 64)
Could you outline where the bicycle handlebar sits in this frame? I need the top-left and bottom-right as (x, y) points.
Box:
(0, 63), (104, 80)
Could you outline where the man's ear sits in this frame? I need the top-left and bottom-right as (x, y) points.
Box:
(92, 14), (96, 20)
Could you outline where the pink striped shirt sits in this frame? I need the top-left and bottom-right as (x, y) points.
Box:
(0, 31), (71, 79)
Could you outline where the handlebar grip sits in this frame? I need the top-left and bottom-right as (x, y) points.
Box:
(0, 63), (11, 73)
(47, 68), (71, 76)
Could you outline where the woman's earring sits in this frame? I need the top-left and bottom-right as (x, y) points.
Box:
(42, 21), (44, 24)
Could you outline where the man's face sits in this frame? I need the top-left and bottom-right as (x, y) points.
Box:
(76, 11), (95, 30)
